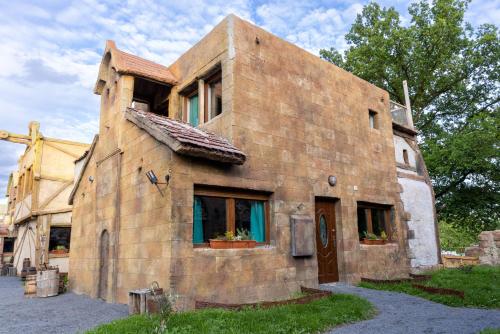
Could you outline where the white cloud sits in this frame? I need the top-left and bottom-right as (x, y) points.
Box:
(0, 0), (497, 197)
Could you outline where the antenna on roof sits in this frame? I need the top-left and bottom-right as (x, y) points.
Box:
(403, 80), (414, 129)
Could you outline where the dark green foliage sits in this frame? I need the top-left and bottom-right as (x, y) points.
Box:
(320, 0), (500, 233)
(86, 294), (375, 334)
(359, 265), (500, 308)
(439, 221), (477, 253)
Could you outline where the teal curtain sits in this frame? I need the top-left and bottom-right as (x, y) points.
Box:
(189, 95), (199, 127)
(193, 196), (204, 243)
(250, 201), (265, 242)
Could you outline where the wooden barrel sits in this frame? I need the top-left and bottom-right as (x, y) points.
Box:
(23, 258), (31, 270)
(36, 270), (59, 297)
(25, 274), (37, 295)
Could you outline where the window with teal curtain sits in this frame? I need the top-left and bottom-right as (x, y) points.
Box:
(193, 196), (203, 243)
(189, 94), (199, 127)
(250, 201), (265, 242)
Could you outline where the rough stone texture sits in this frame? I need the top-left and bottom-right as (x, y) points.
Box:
(0, 277), (128, 334)
(70, 15), (413, 309)
(464, 245), (481, 257)
(478, 230), (500, 265)
(322, 283), (500, 334)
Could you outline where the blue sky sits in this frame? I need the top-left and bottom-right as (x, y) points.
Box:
(0, 0), (498, 202)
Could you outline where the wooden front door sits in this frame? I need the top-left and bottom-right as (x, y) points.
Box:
(98, 230), (109, 300)
(315, 199), (339, 283)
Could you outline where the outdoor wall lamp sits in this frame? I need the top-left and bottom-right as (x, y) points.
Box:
(328, 175), (337, 187)
(146, 170), (170, 197)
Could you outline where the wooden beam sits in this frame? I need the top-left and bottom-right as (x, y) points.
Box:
(44, 141), (82, 159)
(38, 181), (73, 210)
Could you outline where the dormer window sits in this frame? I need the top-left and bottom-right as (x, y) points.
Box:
(132, 77), (170, 116)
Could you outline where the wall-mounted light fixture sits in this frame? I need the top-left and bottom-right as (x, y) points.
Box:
(146, 170), (169, 197)
(328, 175), (337, 187)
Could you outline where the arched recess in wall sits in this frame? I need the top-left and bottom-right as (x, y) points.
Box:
(98, 229), (110, 300)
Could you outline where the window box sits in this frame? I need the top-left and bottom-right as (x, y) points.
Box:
(49, 249), (69, 255)
(209, 239), (257, 249)
(362, 239), (386, 245)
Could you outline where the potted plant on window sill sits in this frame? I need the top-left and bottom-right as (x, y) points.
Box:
(50, 245), (69, 254)
(209, 229), (257, 249)
(362, 231), (388, 245)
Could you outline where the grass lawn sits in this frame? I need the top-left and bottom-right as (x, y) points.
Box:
(86, 294), (375, 334)
(479, 329), (500, 334)
(359, 265), (500, 308)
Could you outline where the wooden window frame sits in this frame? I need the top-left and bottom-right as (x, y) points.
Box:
(193, 187), (271, 248)
(357, 202), (392, 242)
(203, 71), (222, 123)
(184, 89), (199, 125)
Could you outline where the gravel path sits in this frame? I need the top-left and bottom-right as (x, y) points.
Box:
(322, 283), (500, 334)
(0, 277), (128, 334)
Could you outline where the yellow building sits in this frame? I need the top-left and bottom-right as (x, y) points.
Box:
(1, 122), (89, 274)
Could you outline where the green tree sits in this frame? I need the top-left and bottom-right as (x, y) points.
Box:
(320, 0), (499, 233)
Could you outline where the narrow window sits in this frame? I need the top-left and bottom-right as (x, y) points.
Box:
(48, 227), (71, 253)
(187, 93), (199, 127)
(193, 188), (269, 245)
(3, 237), (15, 253)
(207, 75), (222, 120)
(357, 202), (392, 242)
(403, 149), (409, 165)
(369, 110), (378, 129)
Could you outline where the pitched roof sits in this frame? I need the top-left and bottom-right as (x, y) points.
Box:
(94, 40), (177, 94)
(68, 135), (99, 205)
(113, 47), (177, 85)
(124, 108), (246, 165)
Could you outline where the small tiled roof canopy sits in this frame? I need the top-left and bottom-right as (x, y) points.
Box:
(94, 40), (177, 94)
(125, 108), (246, 165)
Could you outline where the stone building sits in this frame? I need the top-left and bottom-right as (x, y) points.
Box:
(0, 122), (89, 274)
(68, 15), (439, 308)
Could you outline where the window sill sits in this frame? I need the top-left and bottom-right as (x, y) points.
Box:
(360, 242), (398, 249)
(48, 252), (70, 258)
(194, 245), (276, 256)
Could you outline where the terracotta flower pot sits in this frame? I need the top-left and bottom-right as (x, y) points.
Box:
(50, 249), (68, 254)
(209, 239), (257, 249)
(362, 239), (386, 245)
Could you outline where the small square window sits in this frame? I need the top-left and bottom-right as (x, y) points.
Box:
(369, 110), (378, 129)
(357, 202), (392, 242)
(49, 227), (71, 252)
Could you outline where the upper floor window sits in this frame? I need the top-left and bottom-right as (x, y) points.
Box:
(187, 92), (199, 127)
(49, 226), (71, 253)
(205, 71), (222, 121)
(369, 110), (378, 129)
(193, 187), (269, 245)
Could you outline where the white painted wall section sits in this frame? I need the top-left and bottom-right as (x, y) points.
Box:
(399, 177), (439, 267)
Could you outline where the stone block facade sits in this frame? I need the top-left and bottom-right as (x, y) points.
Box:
(69, 15), (419, 309)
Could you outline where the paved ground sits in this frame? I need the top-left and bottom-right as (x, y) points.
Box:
(322, 283), (500, 334)
(0, 277), (128, 334)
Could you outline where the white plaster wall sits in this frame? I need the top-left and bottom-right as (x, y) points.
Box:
(393, 136), (416, 167)
(13, 220), (37, 274)
(399, 177), (439, 267)
(49, 256), (69, 273)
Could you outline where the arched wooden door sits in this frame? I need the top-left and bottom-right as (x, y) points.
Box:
(98, 230), (109, 300)
(315, 199), (339, 283)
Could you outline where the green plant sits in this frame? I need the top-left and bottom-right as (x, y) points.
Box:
(236, 228), (252, 241)
(380, 231), (388, 241)
(224, 231), (235, 241)
(86, 294), (375, 334)
(363, 232), (378, 240)
(56, 245), (67, 251)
